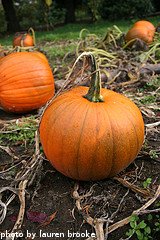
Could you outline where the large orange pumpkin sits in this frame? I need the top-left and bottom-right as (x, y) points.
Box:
(0, 52), (54, 113)
(125, 26), (154, 45)
(39, 53), (144, 181)
(32, 51), (49, 62)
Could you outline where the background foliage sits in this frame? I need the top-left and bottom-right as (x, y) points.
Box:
(99, 0), (154, 20)
(0, 0), (159, 33)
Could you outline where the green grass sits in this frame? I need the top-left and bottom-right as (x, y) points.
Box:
(29, 16), (160, 43)
(1, 17), (159, 46)
(45, 42), (77, 59)
(36, 20), (130, 42)
(0, 116), (38, 145)
(1, 17), (159, 60)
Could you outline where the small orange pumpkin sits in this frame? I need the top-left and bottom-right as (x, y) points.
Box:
(13, 28), (35, 47)
(125, 26), (154, 45)
(0, 52), (54, 113)
(133, 20), (155, 36)
(39, 53), (144, 181)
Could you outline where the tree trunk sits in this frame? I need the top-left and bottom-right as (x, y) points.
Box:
(2, 0), (20, 33)
(64, 0), (76, 23)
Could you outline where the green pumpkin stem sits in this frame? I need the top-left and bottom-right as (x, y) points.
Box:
(84, 54), (104, 102)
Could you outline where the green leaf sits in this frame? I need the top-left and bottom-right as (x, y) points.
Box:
(130, 221), (136, 229)
(144, 237), (148, 240)
(155, 222), (160, 226)
(144, 226), (151, 234)
(130, 215), (139, 222)
(155, 227), (160, 231)
(126, 229), (134, 236)
(138, 220), (147, 229)
(143, 178), (152, 188)
(136, 230), (143, 239)
(147, 214), (153, 221)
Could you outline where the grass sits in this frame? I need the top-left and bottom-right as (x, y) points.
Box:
(0, 116), (38, 145)
(1, 17), (159, 45)
(36, 19), (131, 42)
(44, 41), (77, 60)
(1, 17), (160, 60)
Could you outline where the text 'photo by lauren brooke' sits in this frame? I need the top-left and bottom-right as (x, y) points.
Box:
(0, 229), (96, 239)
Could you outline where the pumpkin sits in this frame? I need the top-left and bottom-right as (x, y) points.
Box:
(125, 26), (154, 45)
(31, 51), (49, 63)
(0, 52), (54, 113)
(133, 20), (155, 36)
(39, 53), (144, 181)
(13, 28), (35, 47)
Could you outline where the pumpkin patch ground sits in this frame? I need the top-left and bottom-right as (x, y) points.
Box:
(0, 27), (160, 240)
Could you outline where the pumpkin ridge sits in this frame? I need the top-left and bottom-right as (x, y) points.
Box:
(120, 105), (139, 156)
(109, 108), (136, 176)
(61, 100), (89, 179)
(101, 102), (134, 176)
(88, 107), (99, 179)
(117, 100), (144, 152)
(0, 65), (51, 74)
(0, 55), (50, 76)
(101, 104), (115, 176)
(1, 83), (54, 93)
(74, 104), (90, 179)
(0, 57), (48, 73)
(44, 96), (85, 127)
(0, 90), (54, 105)
(44, 98), (87, 178)
(105, 100), (144, 176)
(0, 69), (52, 86)
(80, 103), (102, 180)
(86, 105), (112, 180)
(0, 92), (54, 112)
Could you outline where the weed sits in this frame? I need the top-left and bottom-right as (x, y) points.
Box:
(145, 78), (160, 91)
(139, 78), (160, 92)
(0, 116), (38, 145)
(126, 215), (151, 240)
(149, 150), (159, 160)
(126, 214), (160, 239)
(139, 95), (157, 105)
(142, 178), (152, 189)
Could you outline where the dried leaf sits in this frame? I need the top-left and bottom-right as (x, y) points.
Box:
(39, 211), (57, 227)
(9, 214), (18, 222)
(26, 210), (47, 223)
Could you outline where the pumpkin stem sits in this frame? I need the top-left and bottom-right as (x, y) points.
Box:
(20, 33), (27, 47)
(84, 53), (104, 102)
(28, 27), (36, 46)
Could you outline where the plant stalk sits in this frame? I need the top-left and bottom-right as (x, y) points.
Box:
(84, 53), (104, 102)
